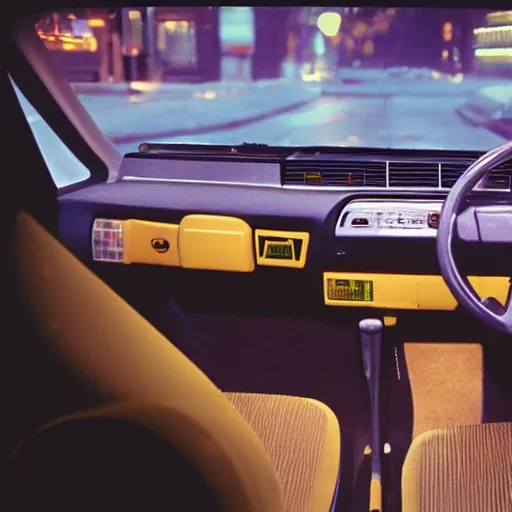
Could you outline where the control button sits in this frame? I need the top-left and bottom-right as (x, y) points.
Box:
(351, 217), (370, 226)
(428, 212), (440, 228)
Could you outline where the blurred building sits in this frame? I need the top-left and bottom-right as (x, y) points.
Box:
(35, 9), (106, 82)
(251, 7), (293, 80)
(219, 7), (254, 81)
(473, 10), (512, 77)
(125, 7), (220, 82)
(35, 7), (222, 83)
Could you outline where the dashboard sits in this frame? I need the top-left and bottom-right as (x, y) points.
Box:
(58, 145), (512, 317)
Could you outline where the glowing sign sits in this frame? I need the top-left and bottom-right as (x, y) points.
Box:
(486, 11), (512, 26)
(128, 10), (141, 21)
(219, 7), (255, 54)
(474, 47), (512, 61)
(442, 21), (453, 42)
(474, 26), (512, 46)
(88, 18), (105, 28)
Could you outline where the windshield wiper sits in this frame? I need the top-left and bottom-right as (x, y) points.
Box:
(137, 142), (288, 158)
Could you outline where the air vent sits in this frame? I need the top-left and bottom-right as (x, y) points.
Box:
(283, 160), (387, 187)
(440, 162), (471, 188)
(441, 161), (512, 189)
(484, 163), (512, 190)
(388, 162), (439, 187)
(283, 154), (511, 190)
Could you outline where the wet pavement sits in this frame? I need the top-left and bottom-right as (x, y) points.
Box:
(13, 76), (509, 188)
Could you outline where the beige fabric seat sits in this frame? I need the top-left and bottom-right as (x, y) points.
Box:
(402, 422), (512, 512)
(14, 211), (341, 512)
(226, 393), (340, 511)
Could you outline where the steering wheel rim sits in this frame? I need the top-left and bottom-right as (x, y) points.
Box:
(436, 140), (512, 335)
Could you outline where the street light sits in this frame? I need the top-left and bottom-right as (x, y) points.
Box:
(317, 12), (342, 37)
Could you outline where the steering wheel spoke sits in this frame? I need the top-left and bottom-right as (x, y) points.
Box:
(505, 290), (512, 325)
(457, 206), (512, 244)
(437, 140), (512, 335)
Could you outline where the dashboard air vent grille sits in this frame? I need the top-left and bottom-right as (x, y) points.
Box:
(440, 162), (470, 188)
(484, 163), (512, 190)
(441, 160), (512, 189)
(388, 162), (439, 187)
(283, 155), (511, 190)
(283, 160), (387, 187)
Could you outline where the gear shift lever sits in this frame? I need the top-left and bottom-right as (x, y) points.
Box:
(360, 318), (384, 512)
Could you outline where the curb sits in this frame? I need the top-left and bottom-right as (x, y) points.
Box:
(72, 79), (295, 97)
(321, 79), (511, 99)
(109, 97), (317, 145)
(72, 84), (142, 96)
(321, 87), (487, 99)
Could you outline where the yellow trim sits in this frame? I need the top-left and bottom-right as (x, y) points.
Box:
(123, 219), (180, 267)
(179, 214), (255, 272)
(369, 477), (382, 512)
(383, 316), (398, 327)
(255, 229), (310, 269)
(304, 398), (342, 512)
(323, 272), (510, 310)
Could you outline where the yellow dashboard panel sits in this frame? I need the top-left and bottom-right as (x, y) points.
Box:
(323, 272), (510, 311)
(255, 229), (310, 269)
(123, 219), (180, 267)
(179, 214), (255, 272)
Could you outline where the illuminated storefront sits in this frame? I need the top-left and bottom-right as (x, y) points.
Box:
(35, 7), (221, 83)
(35, 10), (104, 81)
(150, 7), (220, 82)
(473, 10), (512, 77)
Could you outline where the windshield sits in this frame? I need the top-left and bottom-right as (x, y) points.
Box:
(27, 7), (512, 156)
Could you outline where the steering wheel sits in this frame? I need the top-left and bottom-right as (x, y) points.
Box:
(437, 140), (512, 335)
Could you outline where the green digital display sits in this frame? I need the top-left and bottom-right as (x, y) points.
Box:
(327, 279), (374, 302)
(265, 241), (294, 260)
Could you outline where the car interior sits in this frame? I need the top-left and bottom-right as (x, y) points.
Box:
(4, 2), (512, 512)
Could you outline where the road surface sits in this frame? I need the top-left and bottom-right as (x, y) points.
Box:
(117, 95), (505, 155)
(13, 79), (507, 188)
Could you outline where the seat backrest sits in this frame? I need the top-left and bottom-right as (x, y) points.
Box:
(13, 210), (285, 512)
(9, 402), (223, 512)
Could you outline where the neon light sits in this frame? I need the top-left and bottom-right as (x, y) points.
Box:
(486, 11), (512, 26)
(475, 47), (512, 57)
(128, 10), (141, 21)
(88, 19), (105, 28)
(474, 25), (512, 34)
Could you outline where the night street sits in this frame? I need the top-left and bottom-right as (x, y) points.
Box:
(16, 76), (508, 187)
(124, 94), (506, 152)
(21, 7), (510, 187)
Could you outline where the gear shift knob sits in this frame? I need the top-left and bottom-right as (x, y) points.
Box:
(360, 319), (383, 381)
(359, 318), (384, 334)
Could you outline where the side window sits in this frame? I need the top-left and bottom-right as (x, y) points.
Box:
(11, 77), (91, 189)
